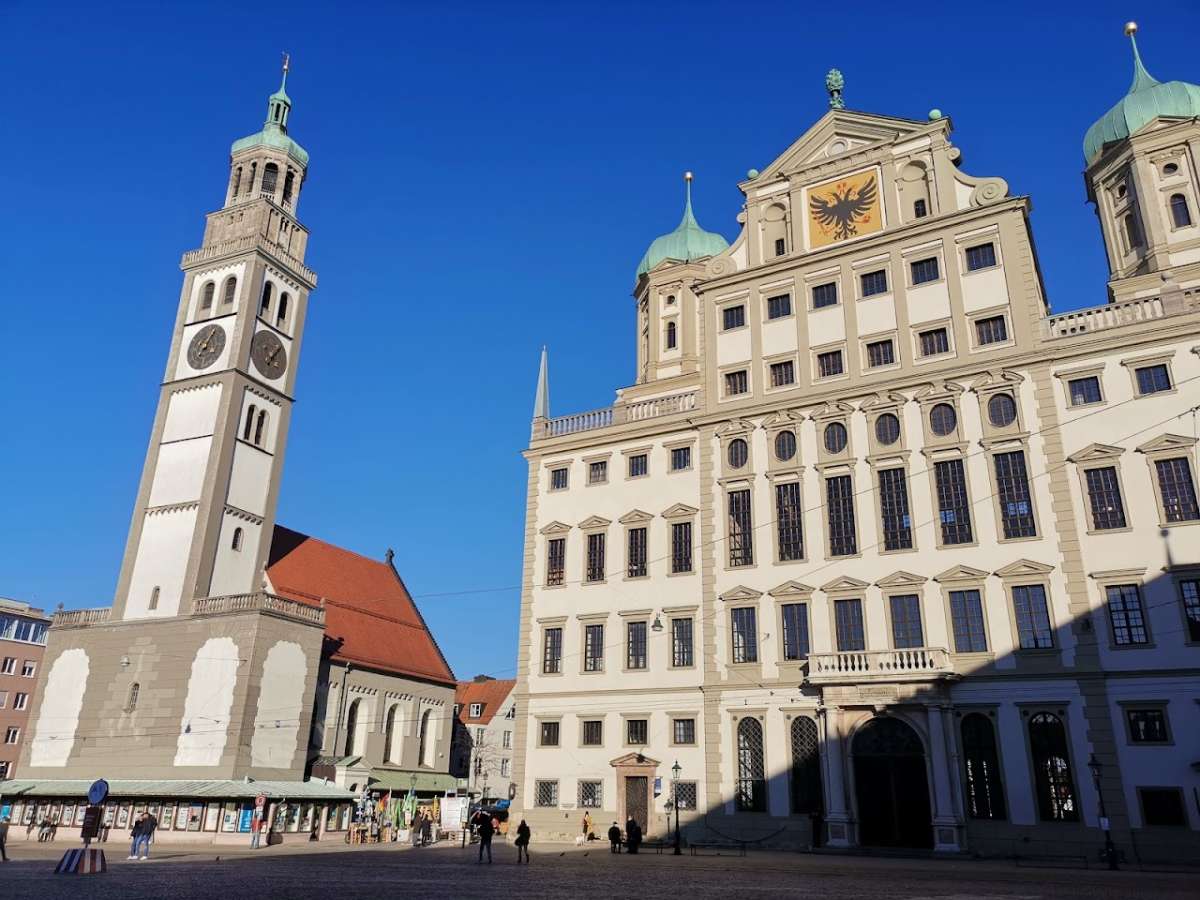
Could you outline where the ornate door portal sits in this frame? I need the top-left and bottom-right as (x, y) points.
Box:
(625, 776), (648, 831)
(852, 716), (932, 849)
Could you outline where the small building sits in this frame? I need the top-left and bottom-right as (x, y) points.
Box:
(0, 599), (51, 780)
(450, 677), (517, 803)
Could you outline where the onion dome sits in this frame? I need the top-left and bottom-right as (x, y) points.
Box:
(636, 173), (729, 279)
(1084, 23), (1200, 164)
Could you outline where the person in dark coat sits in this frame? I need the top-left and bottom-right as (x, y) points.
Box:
(607, 821), (622, 853)
(625, 817), (641, 854)
(0, 815), (10, 862)
(514, 819), (530, 863)
(476, 813), (494, 863)
(421, 812), (433, 846)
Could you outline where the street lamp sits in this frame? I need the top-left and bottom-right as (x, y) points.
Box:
(1086, 753), (1119, 870)
(671, 760), (682, 856)
(651, 614), (664, 633)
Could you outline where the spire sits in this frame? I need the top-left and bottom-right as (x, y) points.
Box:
(636, 172), (729, 278)
(826, 69), (845, 109)
(1124, 22), (1159, 93)
(533, 346), (550, 420)
(678, 171), (697, 228)
(280, 52), (291, 95)
(266, 53), (293, 132)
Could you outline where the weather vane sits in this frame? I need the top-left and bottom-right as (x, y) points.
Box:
(282, 52), (290, 74)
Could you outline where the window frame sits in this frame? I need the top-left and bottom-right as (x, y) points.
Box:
(1138, 786), (1189, 828)
(992, 448), (1039, 541)
(774, 479), (805, 563)
(1119, 702), (1172, 746)
(1007, 582), (1056, 651)
(580, 719), (604, 746)
(1071, 452), (1131, 535)
(533, 780), (559, 808)
(859, 268), (889, 298)
(625, 620), (649, 671)
(545, 535), (566, 587)
(810, 281), (839, 310)
(963, 241), (999, 272)
(864, 337), (897, 369)
(941, 581), (990, 655)
(721, 303), (747, 332)
(768, 358), (797, 389)
(932, 456), (975, 548)
(1176, 574), (1200, 644)
(549, 465), (570, 491)
(730, 605), (759, 664)
(537, 719), (561, 747)
(586, 457), (609, 485)
(909, 255), (941, 286)
(765, 293), (793, 320)
(876, 465), (914, 552)
(971, 311), (1011, 349)
(1121, 353), (1175, 398)
(671, 717), (698, 747)
(1102, 580), (1153, 649)
(541, 625), (564, 675)
(886, 593), (925, 649)
(1150, 455), (1200, 525)
(670, 615), (695, 668)
(727, 487), (755, 568)
(832, 597), (866, 652)
(918, 326), (952, 359)
(779, 600), (811, 661)
(581, 621), (605, 673)
(824, 471), (859, 558)
(723, 368), (750, 397)
(669, 518), (694, 575)
(624, 717), (649, 747)
(814, 347), (846, 380)
(584, 530), (607, 584)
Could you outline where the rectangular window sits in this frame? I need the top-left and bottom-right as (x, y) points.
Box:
(919, 327), (950, 357)
(670, 521), (693, 574)
(878, 467), (913, 551)
(834, 598), (866, 652)
(866, 339), (895, 368)
(1068, 375), (1103, 406)
(965, 242), (997, 271)
(722, 305), (746, 331)
(534, 780), (558, 807)
(673, 719), (696, 745)
(542, 627), (563, 674)
(781, 603), (810, 660)
(1106, 584), (1149, 645)
(826, 474), (858, 557)
(582, 720), (603, 746)
(0, 658), (13, 675)
(671, 618), (694, 667)
(1140, 788), (1187, 827)
(949, 589), (988, 652)
(731, 607), (758, 663)
(994, 450), (1036, 538)
(774, 237), (786, 256)
(503, 730), (512, 749)
(889, 594), (924, 648)
(1135, 363), (1172, 395)
(586, 532), (606, 582)
(4, 727), (18, 744)
(550, 467), (569, 490)
(860, 269), (888, 297)
(588, 460), (608, 484)
(1180, 579), (1200, 642)
(724, 370), (749, 396)
(975, 314), (1008, 345)
(626, 621), (648, 670)
(0, 691), (6, 708)
(627, 527), (647, 578)
(1127, 709), (1169, 744)
(910, 256), (940, 284)
(470, 702), (484, 718)
(546, 537), (565, 586)
(583, 624), (604, 672)
(1012, 584), (1054, 649)
(769, 360), (796, 387)
(670, 446), (692, 471)
(578, 781), (602, 809)
(775, 482), (804, 561)
(675, 782), (698, 810)
(20, 661), (34, 678)
(500, 758), (510, 776)
(539, 721), (560, 746)
(935, 458), (974, 545)
(628, 453), (648, 478)
(1155, 457), (1200, 522)
(626, 719), (648, 745)
(728, 489), (754, 567)
(1085, 466), (1127, 530)
(812, 282), (839, 309)
(766, 294), (792, 319)
(817, 349), (844, 378)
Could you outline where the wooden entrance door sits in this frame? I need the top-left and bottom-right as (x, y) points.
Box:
(624, 776), (648, 830)
(852, 717), (932, 849)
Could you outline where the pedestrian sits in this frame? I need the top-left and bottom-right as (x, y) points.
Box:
(476, 812), (494, 864)
(128, 814), (144, 859)
(0, 814), (10, 862)
(138, 811), (157, 859)
(608, 821), (622, 854)
(514, 819), (530, 864)
(625, 817), (641, 854)
(37, 816), (50, 843)
(250, 814), (263, 850)
(421, 811), (433, 847)
(581, 810), (592, 840)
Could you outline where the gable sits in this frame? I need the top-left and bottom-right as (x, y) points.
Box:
(720, 585), (763, 602)
(875, 570), (927, 588)
(994, 559), (1055, 579)
(820, 575), (870, 593)
(661, 503), (699, 518)
(618, 509), (654, 524)
(934, 564), (989, 583)
(768, 580), (815, 598)
(1136, 433), (1197, 454)
(1067, 443), (1125, 464)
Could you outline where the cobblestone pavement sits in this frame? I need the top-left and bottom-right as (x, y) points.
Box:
(1, 841), (1193, 899)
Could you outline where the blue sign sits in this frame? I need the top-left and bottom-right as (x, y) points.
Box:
(494, 799), (510, 810)
(87, 779), (109, 805)
(1, 803), (11, 819)
(238, 807), (254, 832)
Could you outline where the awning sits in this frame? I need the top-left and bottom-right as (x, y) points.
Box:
(0, 779), (354, 802)
(366, 770), (458, 793)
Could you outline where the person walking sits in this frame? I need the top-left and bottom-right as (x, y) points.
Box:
(128, 814), (144, 859)
(514, 819), (530, 864)
(607, 821), (622, 854)
(625, 817), (641, 854)
(581, 811), (592, 841)
(476, 812), (494, 864)
(137, 811), (157, 859)
(421, 811), (433, 847)
(0, 814), (10, 862)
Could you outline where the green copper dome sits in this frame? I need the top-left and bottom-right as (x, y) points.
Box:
(636, 175), (729, 278)
(231, 61), (310, 167)
(1084, 26), (1200, 163)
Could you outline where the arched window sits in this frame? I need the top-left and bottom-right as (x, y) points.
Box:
(243, 404), (257, 441)
(247, 162), (257, 196)
(231, 167), (242, 198)
(1123, 213), (1141, 251)
(254, 409), (268, 447)
(383, 705), (398, 764)
(127, 682), (140, 712)
(790, 716), (821, 814)
(417, 708), (433, 768)
(260, 282), (273, 316)
(283, 170), (295, 205)
(736, 717), (766, 812)
(277, 293), (289, 326)
(344, 699), (361, 757)
(231, 527), (243, 551)
(1028, 713), (1078, 822)
(913, 199), (928, 218)
(200, 281), (215, 312)
(261, 163), (279, 195)
(222, 277), (237, 305)
(961, 713), (1006, 820)
(665, 321), (677, 350)
(1170, 193), (1192, 228)
(149, 586), (160, 611)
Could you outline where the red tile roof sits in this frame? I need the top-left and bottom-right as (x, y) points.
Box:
(454, 678), (516, 726)
(266, 526), (455, 686)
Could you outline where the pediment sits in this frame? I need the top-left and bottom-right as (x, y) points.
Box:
(914, 381), (965, 401)
(875, 570), (927, 588)
(716, 418), (757, 436)
(609, 752), (661, 768)
(761, 409), (805, 429)
(970, 369), (1024, 392)
(1136, 433), (1197, 454)
(539, 520), (572, 535)
(720, 585), (763, 602)
(577, 515), (612, 530)
(934, 564), (989, 583)
(618, 509), (654, 524)
(768, 580), (815, 598)
(820, 575), (870, 593)
(859, 391), (909, 412)
(994, 559), (1055, 579)
(810, 399), (856, 420)
(661, 503), (699, 518)
(1066, 443), (1125, 464)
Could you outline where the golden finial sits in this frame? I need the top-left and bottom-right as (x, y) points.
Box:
(684, 171), (694, 182)
(1124, 21), (1137, 36)
(282, 51), (291, 73)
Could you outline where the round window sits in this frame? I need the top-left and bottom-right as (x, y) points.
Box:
(929, 403), (958, 437)
(875, 413), (901, 446)
(727, 438), (748, 468)
(1164, 163), (1179, 176)
(988, 393), (1017, 428)
(666, 294), (677, 305)
(1117, 183), (1128, 198)
(823, 422), (848, 454)
(774, 430), (797, 461)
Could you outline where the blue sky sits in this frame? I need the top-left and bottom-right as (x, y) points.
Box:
(1, 1), (1197, 680)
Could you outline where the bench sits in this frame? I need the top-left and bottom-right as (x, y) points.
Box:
(689, 841), (746, 857)
(640, 840), (670, 854)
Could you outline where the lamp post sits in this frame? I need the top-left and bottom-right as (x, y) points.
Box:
(671, 760), (682, 856)
(1087, 753), (1119, 870)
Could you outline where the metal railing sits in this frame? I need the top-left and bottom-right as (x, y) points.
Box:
(806, 647), (954, 683)
(193, 592), (325, 627)
(537, 389), (698, 439)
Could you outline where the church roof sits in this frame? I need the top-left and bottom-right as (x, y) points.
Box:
(455, 678), (516, 726)
(266, 526), (456, 687)
(635, 174), (729, 279)
(1084, 25), (1200, 163)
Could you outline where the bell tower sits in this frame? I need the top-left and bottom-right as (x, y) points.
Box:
(111, 57), (318, 621)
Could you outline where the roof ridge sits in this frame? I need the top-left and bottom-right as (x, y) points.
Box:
(281, 527), (393, 570)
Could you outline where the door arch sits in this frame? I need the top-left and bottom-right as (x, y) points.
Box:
(851, 715), (932, 848)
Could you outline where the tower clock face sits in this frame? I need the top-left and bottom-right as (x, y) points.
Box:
(250, 331), (288, 380)
(186, 324), (226, 370)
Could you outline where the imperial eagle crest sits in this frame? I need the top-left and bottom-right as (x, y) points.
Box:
(808, 174), (879, 243)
